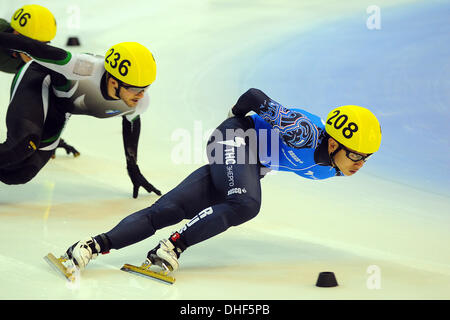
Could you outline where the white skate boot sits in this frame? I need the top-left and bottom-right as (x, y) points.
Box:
(44, 237), (100, 282)
(120, 239), (179, 284)
(66, 237), (101, 270)
(146, 239), (179, 272)
(120, 235), (184, 284)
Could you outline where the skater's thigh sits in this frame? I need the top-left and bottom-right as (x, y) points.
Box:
(7, 62), (50, 139)
(206, 117), (262, 202)
(209, 162), (261, 202)
(157, 165), (223, 219)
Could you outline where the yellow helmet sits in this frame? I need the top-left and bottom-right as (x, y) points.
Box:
(104, 42), (157, 87)
(11, 5), (57, 42)
(325, 105), (382, 154)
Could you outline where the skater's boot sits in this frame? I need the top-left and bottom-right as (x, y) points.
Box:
(146, 232), (186, 272)
(65, 237), (101, 270)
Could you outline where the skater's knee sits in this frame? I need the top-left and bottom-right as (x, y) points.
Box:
(0, 165), (40, 185)
(18, 167), (40, 184)
(151, 201), (186, 229)
(0, 133), (40, 167)
(121, 200), (185, 231)
(1, 173), (30, 185)
(227, 196), (261, 225)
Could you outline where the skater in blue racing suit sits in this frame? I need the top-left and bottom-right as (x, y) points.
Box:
(60, 88), (382, 275)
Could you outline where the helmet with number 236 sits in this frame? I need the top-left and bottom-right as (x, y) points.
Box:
(104, 42), (157, 88)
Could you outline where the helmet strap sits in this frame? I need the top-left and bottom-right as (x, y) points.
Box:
(105, 72), (122, 100)
(329, 143), (343, 174)
(114, 83), (122, 100)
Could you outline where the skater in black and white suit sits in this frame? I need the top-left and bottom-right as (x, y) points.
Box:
(0, 10), (160, 198)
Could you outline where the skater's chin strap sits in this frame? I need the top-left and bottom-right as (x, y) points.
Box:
(315, 134), (342, 176)
(103, 72), (122, 100)
(329, 144), (343, 176)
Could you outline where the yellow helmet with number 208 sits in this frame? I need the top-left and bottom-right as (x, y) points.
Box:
(11, 4), (57, 42)
(104, 42), (157, 87)
(325, 105), (382, 154)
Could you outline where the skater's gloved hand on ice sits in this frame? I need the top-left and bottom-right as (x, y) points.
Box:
(127, 162), (162, 198)
(51, 139), (80, 159)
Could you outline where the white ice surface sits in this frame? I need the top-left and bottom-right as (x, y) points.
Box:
(0, 0), (449, 300)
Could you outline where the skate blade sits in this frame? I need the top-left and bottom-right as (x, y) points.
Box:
(44, 253), (75, 282)
(121, 263), (176, 284)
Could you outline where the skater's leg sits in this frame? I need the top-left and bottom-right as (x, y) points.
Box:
(0, 62), (50, 169)
(174, 117), (263, 249)
(64, 165), (220, 269)
(0, 149), (54, 184)
(98, 165), (221, 251)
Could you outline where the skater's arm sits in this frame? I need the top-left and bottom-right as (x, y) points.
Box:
(232, 88), (319, 149)
(0, 32), (67, 62)
(0, 32), (95, 80)
(122, 116), (161, 198)
(231, 88), (273, 117)
(121, 94), (151, 164)
(0, 19), (25, 74)
(122, 116), (141, 166)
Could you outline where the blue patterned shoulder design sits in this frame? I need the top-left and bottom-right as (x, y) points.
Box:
(259, 99), (319, 149)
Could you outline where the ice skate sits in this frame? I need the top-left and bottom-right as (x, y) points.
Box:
(44, 237), (101, 282)
(44, 253), (77, 282)
(65, 237), (101, 270)
(147, 238), (180, 272)
(121, 239), (179, 284)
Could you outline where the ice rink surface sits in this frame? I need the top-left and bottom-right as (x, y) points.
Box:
(0, 0), (449, 301)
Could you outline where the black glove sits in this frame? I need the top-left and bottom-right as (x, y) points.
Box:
(127, 162), (161, 198)
(51, 139), (80, 159)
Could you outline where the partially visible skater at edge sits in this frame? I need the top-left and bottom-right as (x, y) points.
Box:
(0, 5), (80, 161)
(53, 88), (382, 279)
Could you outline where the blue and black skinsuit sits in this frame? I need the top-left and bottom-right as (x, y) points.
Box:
(94, 88), (340, 257)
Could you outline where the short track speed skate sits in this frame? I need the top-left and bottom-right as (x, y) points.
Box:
(121, 259), (176, 284)
(44, 253), (77, 282)
(121, 239), (179, 284)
